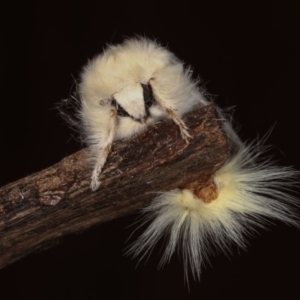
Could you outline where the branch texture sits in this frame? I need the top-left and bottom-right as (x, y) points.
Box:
(0, 105), (230, 268)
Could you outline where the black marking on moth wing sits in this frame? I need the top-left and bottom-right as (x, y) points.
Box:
(142, 83), (156, 117)
(111, 84), (156, 121)
(111, 98), (131, 118)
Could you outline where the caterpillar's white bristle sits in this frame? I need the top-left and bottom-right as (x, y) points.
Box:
(128, 142), (299, 283)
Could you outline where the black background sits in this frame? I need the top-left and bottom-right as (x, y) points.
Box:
(1, 1), (300, 299)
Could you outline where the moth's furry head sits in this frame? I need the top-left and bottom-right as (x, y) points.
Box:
(79, 37), (207, 116)
(79, 38), (180, 102)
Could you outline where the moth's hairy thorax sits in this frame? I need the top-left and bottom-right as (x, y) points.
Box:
(79, 40), (177, 106)
(77, 37), (207, 190)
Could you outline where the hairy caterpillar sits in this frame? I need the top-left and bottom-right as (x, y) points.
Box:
(64, 37), (299, 284)
(128, 141), (299, 283)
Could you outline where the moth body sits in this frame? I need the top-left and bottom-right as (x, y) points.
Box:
(78, 38), (207, 190)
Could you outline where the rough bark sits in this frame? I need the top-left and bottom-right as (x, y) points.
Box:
(0, 105), (230, 268)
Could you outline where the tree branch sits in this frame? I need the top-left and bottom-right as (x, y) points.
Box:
(0, 105), (230, 268)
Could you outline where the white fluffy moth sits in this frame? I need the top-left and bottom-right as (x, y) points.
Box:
(66, 37), (299, 283)
(78, 38), (208, 191)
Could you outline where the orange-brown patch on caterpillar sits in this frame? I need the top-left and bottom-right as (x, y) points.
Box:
(184, 175), (218, 203)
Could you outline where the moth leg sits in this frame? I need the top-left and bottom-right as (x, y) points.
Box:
(91, 144), (112, 191)
(149, 80), (192, 143)
(165, 107), (192, 143)
(90, 108), (117, 191)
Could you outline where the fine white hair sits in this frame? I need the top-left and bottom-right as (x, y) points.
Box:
(78, 37), (208, 190)
(62, 36), (299, 285)
(128, 140), (299, 283)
